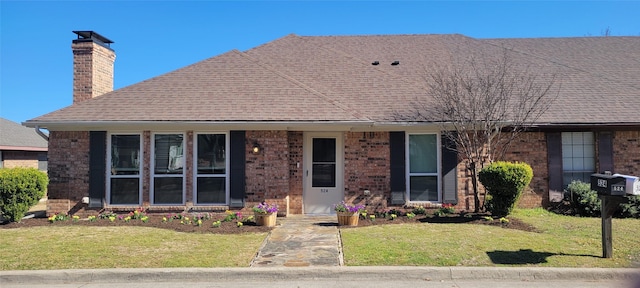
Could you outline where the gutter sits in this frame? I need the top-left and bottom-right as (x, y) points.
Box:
(35, 126), (49, 141)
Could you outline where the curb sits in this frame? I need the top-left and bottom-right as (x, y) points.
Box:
(1, 267), (638, 284)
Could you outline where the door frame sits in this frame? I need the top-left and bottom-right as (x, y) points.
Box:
(303, 132), (344, 215)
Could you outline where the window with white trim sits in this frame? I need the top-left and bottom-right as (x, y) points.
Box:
(152, 133), (185, 204)
(194, 133), (228, 204)
(407, 133), (440, 202)
(108, 134), (142, 205)
(562, 132), (595, 187)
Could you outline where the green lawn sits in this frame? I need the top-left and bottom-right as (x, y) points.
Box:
(0, 226), (267, 270)
(340, 208), (640, 267)
(2, 209), (639, 270)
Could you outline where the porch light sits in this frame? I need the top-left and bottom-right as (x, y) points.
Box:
(252, 142), (261, 154)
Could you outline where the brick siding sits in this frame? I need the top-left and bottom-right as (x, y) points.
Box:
(287, 131), (304, 214)
(344, 132), (391, 212)
(614, 130), (640, 175)
(46, 131), (90, 216)
(72, 41), (115, 103)
(245, 131), (291, 215)
(1, 151), (41, 169)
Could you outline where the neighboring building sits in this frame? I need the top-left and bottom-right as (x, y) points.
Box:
(0, 117), (48, 171)
(24, 31), (640, 216)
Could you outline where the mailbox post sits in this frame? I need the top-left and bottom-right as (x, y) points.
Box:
(590, 173), (638, 258)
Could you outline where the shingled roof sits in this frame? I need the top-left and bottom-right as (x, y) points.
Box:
(25, 34), (640, 130)
(0, 118), (48, 150)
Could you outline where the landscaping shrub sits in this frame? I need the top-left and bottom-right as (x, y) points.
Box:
(478, 161), (533, 217)
(617, 195), (640, 218)
(566, 180), (601, 217)
(0, 167), (48, 222)
(565, 180), (640, 218)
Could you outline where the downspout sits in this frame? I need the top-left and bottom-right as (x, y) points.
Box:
(35, 126), (49, 141)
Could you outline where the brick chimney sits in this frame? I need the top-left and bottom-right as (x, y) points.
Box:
(71, 31), (115, 104)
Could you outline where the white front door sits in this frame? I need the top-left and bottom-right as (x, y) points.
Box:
(303, 132), (344, 215)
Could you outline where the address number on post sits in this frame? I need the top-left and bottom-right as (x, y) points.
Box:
(320, 189), (329, 193)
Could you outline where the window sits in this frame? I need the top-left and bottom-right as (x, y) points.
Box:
(152, 133), (185, 204)
(108, 134), (142, 205)
(562, 132), (595, 187)
(312, 138), (336, 187)
(194, 133), (228, 204)
(407, 133), (440, 202)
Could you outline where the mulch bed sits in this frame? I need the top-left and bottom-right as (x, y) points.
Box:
(0, 212), (540, 234)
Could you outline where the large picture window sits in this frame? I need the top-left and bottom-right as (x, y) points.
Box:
(194, 133), (228, 204)
(152, 133), (185, 204)
(407, 133), (440, 202)
(562, 132), (595, 187)
(108, 134), (142, 205)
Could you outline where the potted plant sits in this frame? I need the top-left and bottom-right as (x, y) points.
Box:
(252, 202), (278, 227)
(334, 201), (365, 226)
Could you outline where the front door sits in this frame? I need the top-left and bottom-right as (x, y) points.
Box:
(303, 132), (344, 215)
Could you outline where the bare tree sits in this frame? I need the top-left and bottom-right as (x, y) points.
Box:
(400, 49), (559, 212)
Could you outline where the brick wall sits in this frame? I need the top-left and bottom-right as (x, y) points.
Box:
(502, 132), (549, 208)
(1, 151), (41, 169)
(344, 132), (391, 212)
(245, 131), (291, 215)
(454, 132), (549, 211)
(614, 130), (640, 175)
(288, 131), (304, 214)
(72, 41), (115, 103)
(46, 131), (90, 216)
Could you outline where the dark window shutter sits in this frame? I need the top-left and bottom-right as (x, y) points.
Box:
(389, 132), (406, 202)
(441, 135), (458, 204)
(89, 131), (106, 208)
(229, 131), (246, 208)
(546, 132), (563, 195)
(598, 131), (614, 173)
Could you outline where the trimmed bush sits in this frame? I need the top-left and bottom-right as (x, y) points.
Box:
(479, 161), (533, 217)
(0, 168), (48, 222)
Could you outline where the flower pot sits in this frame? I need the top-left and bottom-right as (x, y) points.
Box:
(337, 212), (359, 226)
(254, 212), (277, 227)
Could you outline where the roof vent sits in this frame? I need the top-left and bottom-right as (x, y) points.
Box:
(391, 61), (400, 66)
(372, 61), (379, 65)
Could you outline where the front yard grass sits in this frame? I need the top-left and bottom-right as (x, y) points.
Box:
(2, 208), (639, 270)
(340, 208), (640, 267)
(0, 226), (267, 270)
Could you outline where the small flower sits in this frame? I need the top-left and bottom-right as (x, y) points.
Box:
(390, 214), (397, 220)
(88, 215), (97, 222)
(369, 215), (376, 221)
(141, 216), (149, 223)
(406, 212), (416, 219)
(196, 219), (203, 226)
(212, 220), (221, 228)
(334, 201), (365, 213)
(162, 217), (168, 223)
(499, 217), (510, 224)
(483, 216), (493, 221)
(108, 216), (116, 222)
(237, 221), (243, 227)
(72, 215), (80, 222)
(252, 202), (278, 214)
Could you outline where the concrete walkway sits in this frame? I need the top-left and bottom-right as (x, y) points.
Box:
(250, 215), (342, 267)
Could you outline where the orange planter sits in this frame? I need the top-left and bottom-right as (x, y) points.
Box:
(337, 212), (359, 226)
(254, 212), (277, 227)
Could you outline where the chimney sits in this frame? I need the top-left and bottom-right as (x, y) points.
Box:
(71, 31), (115, 104)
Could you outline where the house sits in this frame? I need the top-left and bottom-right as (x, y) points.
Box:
(1, 117), (48, 171)
(24, 31), (640, 216)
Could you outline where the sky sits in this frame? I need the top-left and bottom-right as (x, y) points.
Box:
(1, 1), (639, 125)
